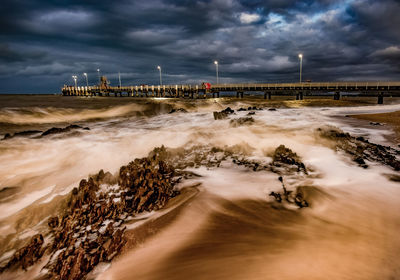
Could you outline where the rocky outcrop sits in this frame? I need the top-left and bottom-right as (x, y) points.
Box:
(0, 234), (44, 272)
(1, 148), (177, 279)
(2, 125), (90, 140)
(318, 127), (400, 170)
(2, 130), (42, 140)
(213, 107), (234, 120)
(272, 145), (307, 174)
(41, 124), (90, 137)
(230, 117), (255, 127)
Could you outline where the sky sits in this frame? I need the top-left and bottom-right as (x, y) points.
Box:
(0, 0), (400, 93)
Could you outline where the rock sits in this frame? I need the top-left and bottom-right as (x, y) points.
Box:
(269, 191), (282, 202)
(48, 216), (59, 229)
(247, 111), (255, 115)
(222, 107), (234, 114)
(213, 107), (235, 120)
(269, 177), (309, 208)
(318, 127), (400, 171)
(268, 108), (277, 111)
(169, 108), (188, 114)
(272, 145), (307, 174)
(2, 130), (43, 140)
(370, 122), (383, 126)
(230, 117), (255, 127)
(41, 125), (89, 137)
(1, 234), (44, 271)
(238, 108), (247, 111)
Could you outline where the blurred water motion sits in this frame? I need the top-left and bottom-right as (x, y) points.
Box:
(0, 95), (400, 279)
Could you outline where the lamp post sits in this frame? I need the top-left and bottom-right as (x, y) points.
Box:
(72, 75), (77, 88)
(157, 66), (162, 86)
(83, 73), (88, 87)
(97, 68), (101, 83)
(298, 54), (303, 83)
(214, 61), (219, 84)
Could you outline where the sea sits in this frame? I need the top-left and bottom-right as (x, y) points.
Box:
(0, 94), (400, 279)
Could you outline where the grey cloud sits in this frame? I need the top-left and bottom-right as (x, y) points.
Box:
(0, 0), (399, 93)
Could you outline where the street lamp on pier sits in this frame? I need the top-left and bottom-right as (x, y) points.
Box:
(83, 73), (88, 87)
(214, 61), (219, 84)
(72, 75), (77, 88)
(97, 68), (101, 83)
(298, 54), (303, 83)
(157, 66), (162, 86)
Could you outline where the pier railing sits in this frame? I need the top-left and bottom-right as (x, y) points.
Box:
(61, 81), (400, 103)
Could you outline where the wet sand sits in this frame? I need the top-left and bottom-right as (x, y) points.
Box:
(350, 110), (400, 143)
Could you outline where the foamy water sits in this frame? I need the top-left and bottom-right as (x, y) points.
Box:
(1, 98), (400, 279)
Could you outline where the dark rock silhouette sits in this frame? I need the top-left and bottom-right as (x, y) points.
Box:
(213, 107), (234, 120)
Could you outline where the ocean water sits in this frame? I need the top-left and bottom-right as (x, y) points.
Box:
(0, 95), (400, 279)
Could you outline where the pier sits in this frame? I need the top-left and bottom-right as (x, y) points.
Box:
(62, 79), (400, 104)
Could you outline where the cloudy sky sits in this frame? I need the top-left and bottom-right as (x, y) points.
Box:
(1, 0), (400, 93)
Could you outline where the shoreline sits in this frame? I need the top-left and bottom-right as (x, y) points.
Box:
(349, 110), (400, 143)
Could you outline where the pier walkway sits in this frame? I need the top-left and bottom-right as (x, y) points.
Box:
(62, 81), (400, 104)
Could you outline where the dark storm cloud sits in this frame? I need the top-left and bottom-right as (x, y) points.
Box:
(0, 0), (399, 93)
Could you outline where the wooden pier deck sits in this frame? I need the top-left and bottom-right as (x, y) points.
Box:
(62, 81), (400, 103)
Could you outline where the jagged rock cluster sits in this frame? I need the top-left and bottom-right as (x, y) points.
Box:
(0, 144), (313, 278)
(272, 145), (308, 174)
(1, 150), (177, 280)
(2, 124), (90, 140)
(0, 234), (44, 272)
(230, 117), (255, 127)
(213, 107), (235, 120)
(237, 106), (263, 111)
(318, 127), (400, 170)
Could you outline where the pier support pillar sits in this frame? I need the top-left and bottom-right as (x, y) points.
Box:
(264, 91), (272, 100)
(378, 93), (384, 104)
(296, 92), (304, 100)
(217, 92), (220, 98)
(212, 92), (215, 98)
(333, 92), (341, 100)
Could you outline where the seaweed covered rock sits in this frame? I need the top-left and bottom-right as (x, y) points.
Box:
(272, 145), (307, 174)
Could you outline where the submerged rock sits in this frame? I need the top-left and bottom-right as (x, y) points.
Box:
(2, 130), (43, 140)
(41, 124), (90, 137)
